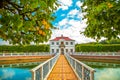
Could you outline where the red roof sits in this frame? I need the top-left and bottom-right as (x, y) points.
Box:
(50, 35), (74, 41)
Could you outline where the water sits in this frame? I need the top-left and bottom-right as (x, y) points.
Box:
(1, 61), (120, 80)
(95, 68), (120, 80)
(0, 61), (44, 80)
(84, 62), (120, 80)
(0, 68), (32, 80)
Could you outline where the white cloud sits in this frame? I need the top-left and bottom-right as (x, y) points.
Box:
(0, 41), (9, 45)
(61, 14), (65, 16)
(58, 0), (72, 6)
(1, 69), (15, 79)
(58, 18), (69, 27)
(67, 8), (83, 20)
(59, 5), (68, 10)
(95, 68), (120, 80)
(67, 9), (79, 17)
(26, 77), (32, 80)
(76, 1), (83, 7)
(83, 6), (87, 9)
(51, 0), (95, 44)
(51, 18), (95, 43)
(58, 0), (72, 10)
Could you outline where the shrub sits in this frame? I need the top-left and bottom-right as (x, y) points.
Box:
(0, 45), (50, 53)
(75, 44), (120, 52)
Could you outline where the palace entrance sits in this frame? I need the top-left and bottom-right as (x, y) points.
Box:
(61, 48), (64, 54)
(59, 41), (65, 55)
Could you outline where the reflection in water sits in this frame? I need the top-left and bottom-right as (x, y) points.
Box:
(0, 69), (15, 79)
(95, 68), (120, 80)
(83, 61), (120, 80)
(0, 68), (31, 80)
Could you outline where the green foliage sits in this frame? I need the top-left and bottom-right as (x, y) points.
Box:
(76, 44), (120, 52)
(0, 45), (49, 52)
(81, 0), (120, 41)
(100, 39), (120, 44)
(0, 0), (59, 45)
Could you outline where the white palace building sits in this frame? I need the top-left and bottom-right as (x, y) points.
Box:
(49, 35), (75, 54)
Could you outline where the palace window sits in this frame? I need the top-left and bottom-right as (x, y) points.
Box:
(56, 49), (59, 53)
(71, 49), (73, 53)
(66, 42), (68, 45)
(52, 42), (54, 45)
(66, 49), (68, 52)
(52, 49), (54, 53)
(56, 42), (59, 45)
(70, 42), (73, 45)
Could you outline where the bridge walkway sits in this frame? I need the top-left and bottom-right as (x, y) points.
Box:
(47, 54), (78, 80)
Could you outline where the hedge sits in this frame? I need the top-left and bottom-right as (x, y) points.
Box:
(75, 44), (120, 52)
(0, 44), (120, 53)
(0, 45), (49, 52)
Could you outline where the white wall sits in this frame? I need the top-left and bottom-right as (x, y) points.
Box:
(49, 39), (75, 54)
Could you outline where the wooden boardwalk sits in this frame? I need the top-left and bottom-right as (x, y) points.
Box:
(47, 55), (78, 80)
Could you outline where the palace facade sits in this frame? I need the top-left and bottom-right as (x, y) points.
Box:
(49, 35), (75, 54)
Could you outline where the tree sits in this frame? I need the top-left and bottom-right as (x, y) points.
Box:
(81, 0), (120, 41)
(0, 0), (59, 45)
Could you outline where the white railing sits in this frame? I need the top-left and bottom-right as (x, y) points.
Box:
(65, 53), (95, 80)
(84, 62), (120, 68)
(0, 52), (51, 57)
(0, 62), (43, 68)
(74, 52), (120, 56)
(31, 53), (60, 80)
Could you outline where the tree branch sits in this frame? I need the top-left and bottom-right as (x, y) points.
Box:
(20, 7), (39, 15)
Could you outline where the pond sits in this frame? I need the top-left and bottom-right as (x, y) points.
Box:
(0, 68), (31, 80)
(95, 68), (120, 80)
(84, 61), (120, 80)
(0, 60), (120, 80)
(0, 62), (43, 80)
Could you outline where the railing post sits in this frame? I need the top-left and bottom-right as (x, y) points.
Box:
(24, 53), (26, 56)
(32, 71), (35, 80)
(75, 61), (76, 71)
(10, 64), (12, 67)
(41, 66), (43, 80)
(82, 66), (84, 80)
(3, 53), (5, 56)
(49, 61), (50, 71)
(113, 53), (115, 56)
(2, 65), (4, 68)
(11, 53), (12, 56)
(90, 71), (94, 80)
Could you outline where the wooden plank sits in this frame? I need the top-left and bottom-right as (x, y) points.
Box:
(47, 55), (78, 80)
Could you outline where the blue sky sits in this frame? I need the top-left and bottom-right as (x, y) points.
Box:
(51, 0), (95, 43)
(0, 0), (95, 45)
